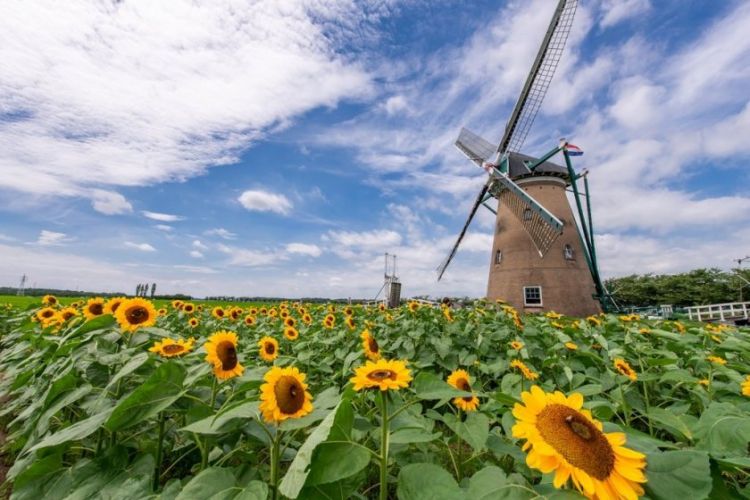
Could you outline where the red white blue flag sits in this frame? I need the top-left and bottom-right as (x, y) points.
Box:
(565, 143), (583, 156)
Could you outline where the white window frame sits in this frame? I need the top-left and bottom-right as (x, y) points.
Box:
(523, 286), (543, 307)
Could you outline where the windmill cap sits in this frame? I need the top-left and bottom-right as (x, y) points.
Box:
(508, 151), (570, 182)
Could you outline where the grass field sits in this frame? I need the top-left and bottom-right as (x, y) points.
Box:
(0, 296), (749, 499)
(0, 294), (269, 310)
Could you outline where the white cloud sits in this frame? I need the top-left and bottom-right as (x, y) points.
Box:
(192, 240), (209, 251)
(36, 230), (70, 246)
(217, 244), (279, 267)
(324, 229), (402, 250)
(205, 228), (237, 240)
(0, 1), (371, 203)
(142, 210), (184, 222)
(459, 233), (494, 253)
(155, 224), (173, 232)
(0, 234), (16, 242)
(189, 250), (204, 259)
(383, 95), (409, 115)
(286, 243), (322, 257)
(600, 0), (651, 28)
(124, 241), (156, 252)
(238, 190), (292, 215)
(90, 189), (132, 215)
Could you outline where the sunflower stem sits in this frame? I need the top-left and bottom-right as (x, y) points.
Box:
(379, 390), (390, 500)
(153, 411), (166, 492)
(270, 430), (282, 500)
(636, 355), (654, 437)
(618, 383), (631, 427)
(200, 378), (220, 471)
(456, 409), (464, 482)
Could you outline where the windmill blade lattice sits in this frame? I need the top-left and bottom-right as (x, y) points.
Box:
(455, 127), (498, 167)
(492, 175), (563, 257)
(499, 0), (578, 155)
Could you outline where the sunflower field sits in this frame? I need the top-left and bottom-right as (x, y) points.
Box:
(0, 296), (749, 500)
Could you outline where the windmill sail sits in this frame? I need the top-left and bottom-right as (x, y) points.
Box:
(492, 175), (563, 257)
(498, 0), (578, 155)
(455, 128), (498, 167)
(436, 182), (491, 281)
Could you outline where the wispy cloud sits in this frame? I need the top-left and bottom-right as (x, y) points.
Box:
(205, 228), (237, 240)
(286, 243), (322, 257)
(36, 230), (71, 246)
(91, 189), (132, 215)
(124, 241), (156, 252)
(238, 190), (293, 215)
(155, 224), (173, 232)
(142, 211), (184, 222)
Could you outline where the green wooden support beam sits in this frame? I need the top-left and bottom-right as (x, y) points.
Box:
(527, 145), (564, 172)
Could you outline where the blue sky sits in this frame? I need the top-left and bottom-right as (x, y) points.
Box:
(1, 0), (749, 298)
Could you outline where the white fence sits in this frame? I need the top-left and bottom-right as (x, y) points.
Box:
(686, 301), (750, 322)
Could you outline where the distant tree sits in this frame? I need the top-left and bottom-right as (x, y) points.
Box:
(150, 283), (156, 298)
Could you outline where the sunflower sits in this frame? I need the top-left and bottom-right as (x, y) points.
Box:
(408, 301), (419, 313)
(268, 308), (278, 318)
(182, 302), (196, 314)
(150, 338), (195, 358)
(115, 298), (157, 332)
(344, 306), (353, 316)
(673, 321), (686, 333)
(545, 311), (562, 319)
(510, 359), (539, 381)
(741, 375), (750, 397)
(259, 366), (314, 423)
(59, 307), (79, 322)
(446, 369), (480, 411)
(698, 379), (710, 387)
(204, 331), (245, 380)
(707, 355), (726, 366)
(259, 336), (279, 362)
(361, 329), (381, 361)
(613, 358), (637, 381)
(564, 342), (578, 350)
(378, 303), (386, 312)
(280, 310), (289, 319)
(212, 306), (226, 319)
(323, 313), (335, 329)
(172, 300), (184, 309)
(260, 307), (268, 316)
(42, 294), (58, 306)
(586, 316), (602, 326)
(510, 341), (524, 351)
(249, 307), (258, 316)
(351, 359), (412, 391)
(229, 307), (243, 321)
(188, 317), (199, 328)
(83, 298), (106, 320)
(327, 304), (336, 313)
(551, 321), (565, 329)
(104, 297), (125, 315)
(638, 328), (650, 335)
(302, 313), (312, 325)
(284, 326), (299, 341)
(512, 386), (647, 499)
(36, 307), (58, 323)
(158, 308), (168, 316)
(284, 317), (296, 328)
(244, 315), (256, 326)
(345, 316), (356, 330)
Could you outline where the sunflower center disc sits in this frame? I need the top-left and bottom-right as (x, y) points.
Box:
(42, 310), (54, 318)
(274, 376), (305, 414)
(264, 343), (275, 354)
(367, 369), (397, 381)
(90, 304), (103, 315)
(457, 378), (474, 402)
(368, 337), (379, 353)
(216, 341), (238, 370)
(126, 306), (149, 325)
(111, 302), (121, 312)
(535, 403), (614, 480)
(163, 344), (184, 354)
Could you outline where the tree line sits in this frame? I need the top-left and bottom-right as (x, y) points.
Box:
(604, 268), (750, 307)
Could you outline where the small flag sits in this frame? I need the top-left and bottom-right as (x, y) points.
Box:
(565, 144), (583, 156)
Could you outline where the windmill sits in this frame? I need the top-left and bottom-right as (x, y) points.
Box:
(437, 0), (616, 316)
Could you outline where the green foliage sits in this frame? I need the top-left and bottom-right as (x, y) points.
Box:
(605, 267), (750, 307)
(0, 298), (748, 498)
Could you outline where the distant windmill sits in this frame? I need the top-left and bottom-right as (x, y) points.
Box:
(437, 0), (616, 316)
(17, 274), (27, 296)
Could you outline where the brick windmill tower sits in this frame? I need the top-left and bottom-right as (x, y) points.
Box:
(437, 0), (616, 316)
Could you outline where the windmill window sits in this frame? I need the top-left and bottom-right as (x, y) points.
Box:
(523, 286), (542, 307)
(523, 208), (532, 221)
(494, 250), (502, 264)
(563, 244), (575, 260)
